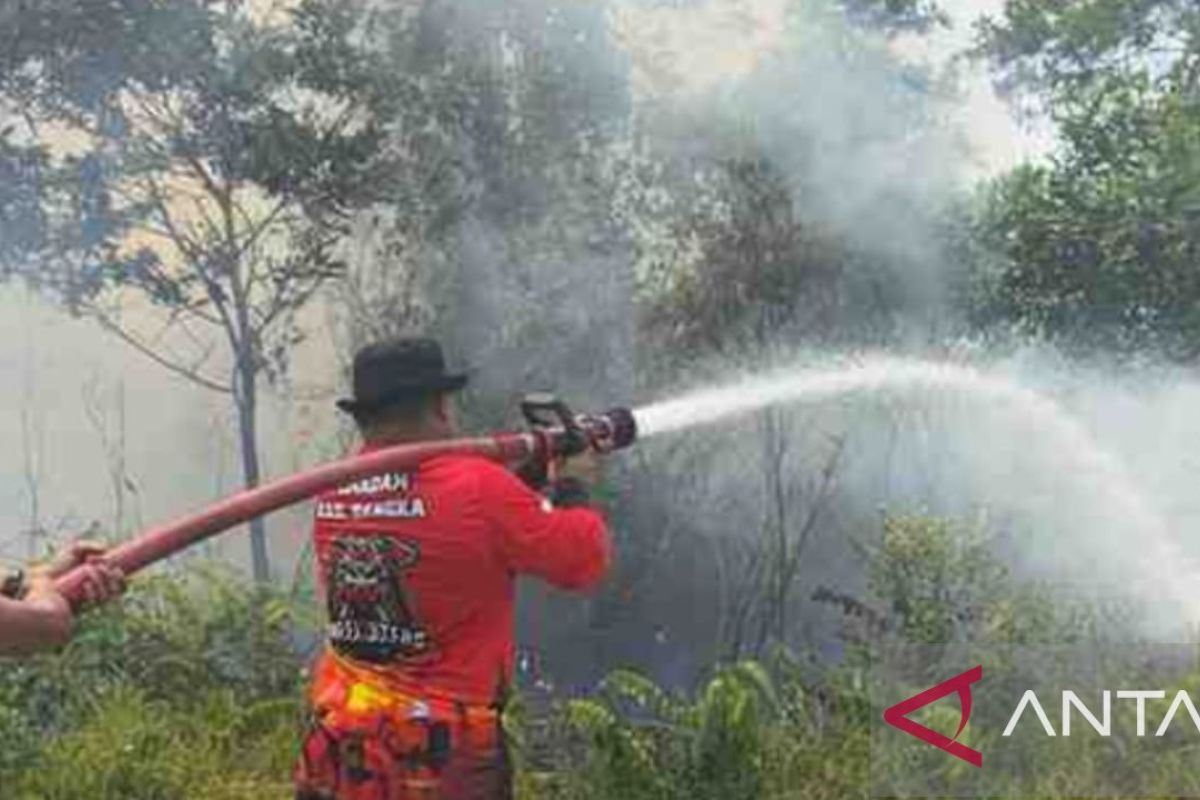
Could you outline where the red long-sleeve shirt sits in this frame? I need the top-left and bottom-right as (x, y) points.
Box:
(310, 448), (610, 707)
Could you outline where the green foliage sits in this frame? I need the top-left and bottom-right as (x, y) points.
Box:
(521, 645), (876, 800)
(868, 514), (1007, 642)
(861, 513), (1105, 645)
(641, 155), (856, 356)
(0, 0), (421, 580)
(0, 516), (1134, 799)
(841, 0), (949, 34)
(545, 659), (834, 800)
(970, 65), (1200, 361)
(11, 687), (296, 800)
(970, 0), (1200, 362)
(0, 565), (310, 800)
(522, 514), (1095, 799)
(977, 0), (1198, 94)
(0, 0), (398, 301)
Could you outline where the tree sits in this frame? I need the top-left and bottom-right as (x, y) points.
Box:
(640, 154), (856, 358)
(0, 0), (404, 580)
(324, 0), (638, 425)
(977, 0), (1199, 96)
(413, 0), (636, 407)
(842, 0), (948, 33)
(970, 84), (1200, 359)
(972, 1), (1200, 360)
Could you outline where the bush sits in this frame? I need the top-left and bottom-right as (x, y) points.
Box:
(513, 651), (873, 800)
(0, 565), (311, 800)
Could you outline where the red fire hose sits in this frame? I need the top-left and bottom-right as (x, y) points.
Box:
(53, 431), (541, 606)
(49, 400), (637, 607)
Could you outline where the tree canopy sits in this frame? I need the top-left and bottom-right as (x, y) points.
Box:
(971, 0), (1200, 361)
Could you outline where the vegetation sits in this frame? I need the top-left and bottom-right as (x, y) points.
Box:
(0, 515), (1149, 799)
(3, 0), (1200, 796)
(0, 0), (419, 579)
(0, 568), (308, 798)
(971, 0), (1200, 361)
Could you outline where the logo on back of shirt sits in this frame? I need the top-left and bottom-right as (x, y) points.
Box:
(326, 535), (435, 664)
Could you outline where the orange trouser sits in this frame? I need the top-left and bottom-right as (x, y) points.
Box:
(294, 655), (511, 800)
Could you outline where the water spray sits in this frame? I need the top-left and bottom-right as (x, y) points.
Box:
(43, 397), (636, 607)
(633, 355), (1200, 624)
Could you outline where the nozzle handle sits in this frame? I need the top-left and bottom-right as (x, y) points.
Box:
(520, 394), (589, 456)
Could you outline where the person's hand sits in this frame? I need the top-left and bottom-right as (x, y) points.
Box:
(68, 560), (126, 606)
(558, 445), (604, 490)
(42, 541), (126, 606)
(44, 540), (108, 579)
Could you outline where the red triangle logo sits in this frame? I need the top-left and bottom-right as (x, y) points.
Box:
(883, 664), (983, 767)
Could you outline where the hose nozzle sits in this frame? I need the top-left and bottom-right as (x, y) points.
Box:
(520, 394), (638, 457)
(578, 407), (637, 453)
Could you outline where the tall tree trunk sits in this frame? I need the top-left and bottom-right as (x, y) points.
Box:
(235, 357), (270, 582)
(221, 171), (270, 583)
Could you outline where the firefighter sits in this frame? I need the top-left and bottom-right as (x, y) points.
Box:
(295, 338), (610, 800)
(0, 541), (125, 655)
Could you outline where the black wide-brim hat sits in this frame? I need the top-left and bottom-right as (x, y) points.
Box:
(336, 337), (468, 416)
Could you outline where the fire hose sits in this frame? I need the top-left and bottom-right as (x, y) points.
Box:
(20, 395), (636, 608)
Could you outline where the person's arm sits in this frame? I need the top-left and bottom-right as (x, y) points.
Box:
(0, 567), (73, 654)
(479, 453), (611, 591)
(0, 542), (125, 656)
